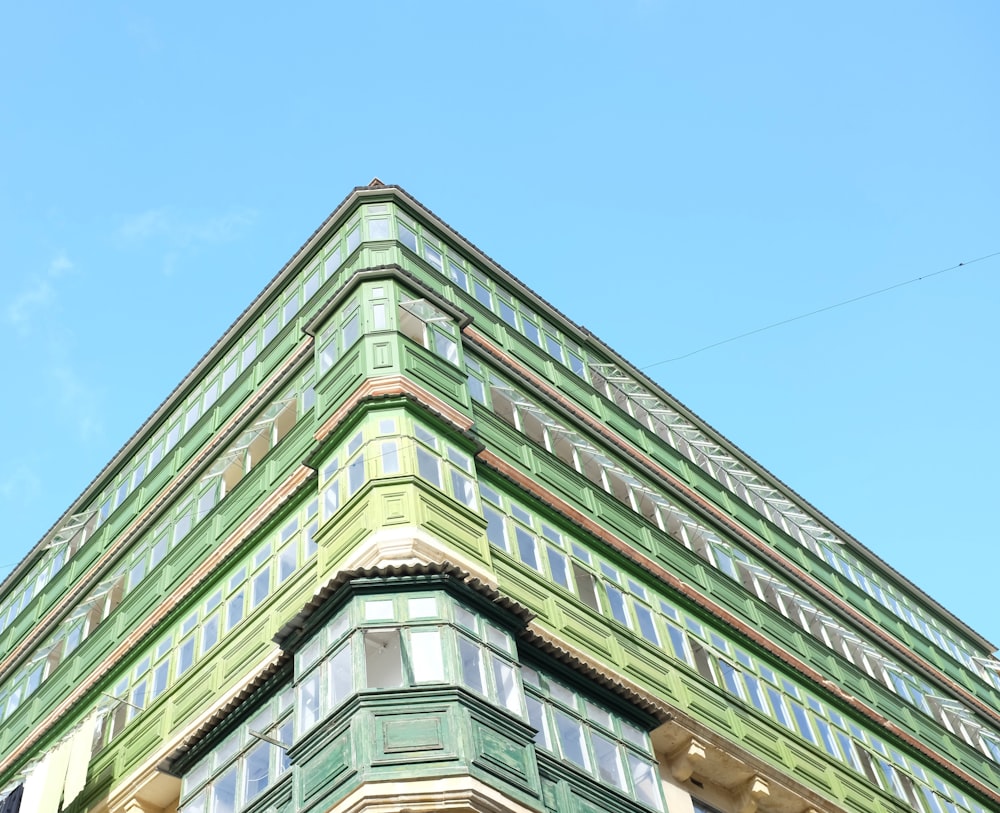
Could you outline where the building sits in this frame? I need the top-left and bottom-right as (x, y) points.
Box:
(1, 180), (999, 813)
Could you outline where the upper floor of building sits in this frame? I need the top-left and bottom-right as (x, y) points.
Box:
(2, 181), (999, 813)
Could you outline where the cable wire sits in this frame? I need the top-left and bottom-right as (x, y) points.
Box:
(642, 250), (1000, 370)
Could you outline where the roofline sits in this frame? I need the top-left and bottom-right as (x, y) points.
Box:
(5, 179), (992, 654)
(162, 562), (669, 769)
(378, 183), (995, 653)
(1, 181), (389, 600)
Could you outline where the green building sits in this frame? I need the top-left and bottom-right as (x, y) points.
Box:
(2, 181), (999, 813)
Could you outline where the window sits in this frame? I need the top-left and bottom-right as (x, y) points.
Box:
(87, 496), (320, 753)
(294, 590), (522, 741)
(522, 665), (663, 811)
(180, 687), (293, 813)
(411, 422), (480, 511)
(398, 297), (460, 366)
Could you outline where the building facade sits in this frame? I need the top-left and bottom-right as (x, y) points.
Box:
(1, 181), (999, 813)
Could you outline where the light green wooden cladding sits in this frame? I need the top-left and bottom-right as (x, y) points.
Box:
(1, 186), (998, 813)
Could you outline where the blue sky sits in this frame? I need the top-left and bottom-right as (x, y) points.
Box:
(1, 2), (998, 647)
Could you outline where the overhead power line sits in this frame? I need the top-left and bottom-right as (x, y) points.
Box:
(642, 250), (1000, 370)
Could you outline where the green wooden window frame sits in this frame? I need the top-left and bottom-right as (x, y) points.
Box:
(522, 664), (663, 811)
(472, 364), (1000, 768)
(294, 590), (524, 740)
(480, 474), (985, 812)
(180, 685), (294, 813)
(90, 495), (318, 753)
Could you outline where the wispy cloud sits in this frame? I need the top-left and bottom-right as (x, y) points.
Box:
(0, 465), (41, 503)
(4, 254), (104, 443)
(116, 207), (257, 269)
(4, 253), (73, 333)
(114, 206), (256, 274)
(117, 208), (172, 242)
(49, 361), (103, 442)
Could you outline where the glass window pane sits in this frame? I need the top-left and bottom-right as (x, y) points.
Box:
(604, 583), (630, 626)
(226, 591), (245, 631)
(499, 300), (518, 327)
(458, 636), (485, 695)
(329, 642), (354, 707)
(548, 681), (576, 709)
(628, 753), (663, 811)
(584, 700), (612, 730)
(346, 225), (360, 253)
(417, 448), (441, 487)
(545, 334), (563, 361)
(484, 506), (508, 552)
(485, 623), (513, 654)
(743, 673), (768, 713)
(492, 656), (523, 715)
(347, 453), (365, 495)
(304, 520), (318, 558)
(473, 279), (492, 309)
(398, 222), (417, 251)
(213, 765), (238, 813)
(184, 789), (207, 813)
(324, 482), (340, 518)
(299, 637), (322, 671)
(252, 566), (271, 608)
(526, 695), (551, 749)
(448, 260), (467, 289)
(522, 320), (540, 345)
(573, 564), (600, 611)
(719, 660), (744, 699)
(767, 686), (792, 728)
(515, 527), (539, 571)
(365, 629), (404, 688)
(303, 270), (319, 300)
(297, 670), (320, 733)
(547, 547), (571, 590)
(342, 312), (360, 348)
(152, 661), (169, 697)
(243, 740), (271, 802)
(434, 331), (459, 365)
(365, 599), (395, 621)
(278, 542), (296, 582)
(178, 637), (195, 675)
(634, 603), (659, 644)
(414, 424), (437, 446)
(553, 710), (590, 770)
(790, 700), (817, 743)
(381, 440), (400, 474)
(201, 614), (220, 654)
(451, 470), (477, 509)
(592, 732), (625, 789)
(408, 596), (437, 618)
(423, 243), (443, 270)
(620, 720), (648, 751)
(454, 604), (477, 632)
(278, 720), (293, 772)
(410, 630), (445, 682)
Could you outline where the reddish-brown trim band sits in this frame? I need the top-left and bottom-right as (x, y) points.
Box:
(314, 374), (475, 444)
(0, 339), (315, 684)
(0, 465), (315, 777)
(465, 326), (1000, 729)
(477, 449), (1000, 807)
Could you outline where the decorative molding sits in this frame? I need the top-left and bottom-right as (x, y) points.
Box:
(669, 738), (708, 782)
(338, 525), (495, 587)
(328, 775), (539, 813)
(733, 775), (770, 813)
(314, 374), (473, 445)
(0, 466), (312, 776)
